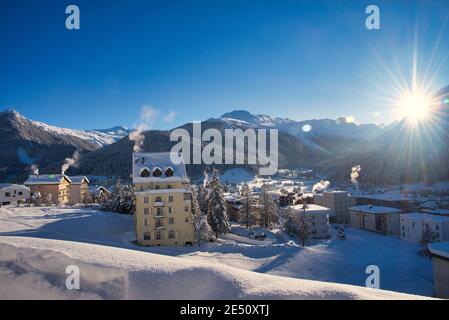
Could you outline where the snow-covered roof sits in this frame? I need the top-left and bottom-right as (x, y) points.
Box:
(401, 212), (449, 222)
(428, 241), (449, 260)
(0, 183), (30, 191)
(68, 176), (90, 184)
(349, 205), (402, 214)
(132, 152), (189, 183)
(289, 204), (330, 213)
(421, 208), (449, 216)
(24, 174), (72, 185)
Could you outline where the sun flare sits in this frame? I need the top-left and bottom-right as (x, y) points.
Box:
(397, 90), (433, 122)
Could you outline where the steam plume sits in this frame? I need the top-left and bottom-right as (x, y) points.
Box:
(31, 164), (39, 175)
(129, 105), (158, 152)
(312, 180), (330, 193)
(351, 165), (362, 194)
(61, 150), (80, 175)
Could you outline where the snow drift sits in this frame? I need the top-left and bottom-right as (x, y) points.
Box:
(0, 237), (429, 300)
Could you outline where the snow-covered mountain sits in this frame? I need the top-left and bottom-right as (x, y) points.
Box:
(0, 109), (130, 182)
(31, 119), (131, 147)
(213, 110), (384, 155)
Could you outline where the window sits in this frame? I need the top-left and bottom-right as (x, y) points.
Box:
(5, 192), (10, 197)
(168, 207), (172, 213)
(185, 205), (189, 212)
(436, 225), (440, 231)
(143, 232), (151, 240)
(156, 231), (162, 240)
(169, 195), (174, 202)
(155, 218), (163, 228)
(153, 168), (162, 177)
(169, 217), (174, 224)
(144, 208), (149, 215)
(18, 192), (23, 196)
(155, 185), (160, 190)
(167, 184), (172, 189)
(165, 168), (174, 177)
(144, 219), (148, 226)
(156, 207), (163, 215)
(184, 193), (192, 200)
(144, 197), (149, 204)
(141, 169), (150, 177)
(155, 196), (162, 202)
(185, 217), (189, 223)
(169, 230), (176, 239)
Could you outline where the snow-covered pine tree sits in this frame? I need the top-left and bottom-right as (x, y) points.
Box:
(100, 183), (135, 214)
(191, 185), (213, 245)
(197, 184), (209, 213)
(239, 183), (258, 228)
(206, 169), (231, 238)
(259, 184), (278, 228)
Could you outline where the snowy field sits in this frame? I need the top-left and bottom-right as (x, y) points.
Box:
(0, 206), (435, 299)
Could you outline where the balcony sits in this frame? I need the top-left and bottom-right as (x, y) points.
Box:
(154, 214), (165, 218)
(154, 225), (165, 230)
(153, 201), (165, 207)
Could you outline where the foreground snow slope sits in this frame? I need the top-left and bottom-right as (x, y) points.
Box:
(0, 237), (429, 300)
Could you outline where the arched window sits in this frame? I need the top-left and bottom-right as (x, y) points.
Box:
(140, 168), (150, 177)
(169, 230), (176, 239)
(165, 167), (174, 177)
(152, 167), (162, 177)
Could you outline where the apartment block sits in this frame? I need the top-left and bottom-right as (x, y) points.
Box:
(349, 205), (402, 235)
(133, 152), (195, 246)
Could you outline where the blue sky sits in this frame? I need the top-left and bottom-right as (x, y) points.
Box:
(1, 0), (448, 130)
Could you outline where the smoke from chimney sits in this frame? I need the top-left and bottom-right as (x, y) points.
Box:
(31, 164), (39, 176)
(312, 180), (330, 193)
(61, 150), (80, 175)
(351, 165), (362, 194)
(129, 105), (158, 153)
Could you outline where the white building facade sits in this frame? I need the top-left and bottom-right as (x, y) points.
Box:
(400, 213), (449, 243)
(288, 204), (331, 239)
(0, 184), (30, 206)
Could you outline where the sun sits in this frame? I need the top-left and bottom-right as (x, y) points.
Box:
(397, 90), (433, 122)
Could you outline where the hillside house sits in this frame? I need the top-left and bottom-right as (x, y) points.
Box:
(24, 174), (72, 204)
(68, 176), (90, 204)
(0, 184), (30, 206)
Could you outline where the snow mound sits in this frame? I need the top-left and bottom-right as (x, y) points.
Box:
(0, 237), (429, 300)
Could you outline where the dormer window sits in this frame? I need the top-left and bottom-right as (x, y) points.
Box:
(165, 167), (174, 177)
(153, 167), (162, 177)
(140, 168), (150, 177)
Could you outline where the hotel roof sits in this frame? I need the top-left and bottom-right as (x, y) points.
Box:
(24, 174), (72, 185)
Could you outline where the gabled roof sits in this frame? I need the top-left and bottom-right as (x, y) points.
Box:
(132, 152), (189, 183)
(68, 176), (90, 184)
(24, 174), (72, 185)
(0, 183), (30, 191)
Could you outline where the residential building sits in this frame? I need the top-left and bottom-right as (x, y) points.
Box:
(355, 195), (416, 213)
(133, 152), (195, 246)
(88, 185), (111, 203)
(428, 242), (449, 298)
(420, 208), (449, 217)
(68, 176), (90, 204)
(400, 213), (449, 243)
(0, 184), (30, 206)
(349, 205), (402, 235)
(287, 204), (331, 239)
(24, 174), (72, 204)
(314, 191), (351, 224)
